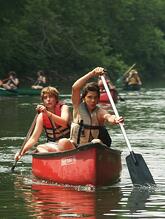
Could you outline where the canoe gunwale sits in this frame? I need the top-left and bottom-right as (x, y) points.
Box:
(32, 142), (121, 159)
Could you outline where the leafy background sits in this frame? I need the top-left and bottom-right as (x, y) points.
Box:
(0, 0), (164, 86)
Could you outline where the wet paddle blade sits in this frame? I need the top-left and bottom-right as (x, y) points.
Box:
(11, 160), (17, 172)
(126, 153), (155, 186)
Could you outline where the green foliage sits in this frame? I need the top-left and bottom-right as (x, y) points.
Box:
(0, 0), (164, 83)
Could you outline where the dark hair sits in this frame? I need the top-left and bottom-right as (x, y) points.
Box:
(9, 71), (16, 77)
(37, 70), (45, 76)
(81, 82), (100, 99)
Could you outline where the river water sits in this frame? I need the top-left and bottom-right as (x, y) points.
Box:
(0, 87), (165, 218)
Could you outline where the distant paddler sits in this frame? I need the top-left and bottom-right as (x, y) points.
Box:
(124, 69), (142, 91)
(98, 70), (118, 103)
(116, 63), (136, 86)
(31, 70), (47, 90)
(98, 70), (124, 103)
(0, 71), (19, 90)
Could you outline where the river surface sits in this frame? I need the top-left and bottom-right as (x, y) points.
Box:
(0, 87), (165, 218)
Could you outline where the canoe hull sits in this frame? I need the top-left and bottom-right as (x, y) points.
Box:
(0, 88), (71, 98)
(32, 143), (122, 187)
(124, 84), (141, 91)
(0, 87), (40, 96)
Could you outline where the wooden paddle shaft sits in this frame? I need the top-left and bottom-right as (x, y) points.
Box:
(101, 76), (133, 153)
(20, 114), (38, 153)
(11, 114), (38, 171)
(123, 63), (136, 77)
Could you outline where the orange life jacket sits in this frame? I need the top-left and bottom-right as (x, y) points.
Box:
(42, 102), (70, 142)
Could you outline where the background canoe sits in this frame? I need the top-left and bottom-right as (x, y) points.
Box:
(123, 84), (141, 91)
(0, 87), (41, 96)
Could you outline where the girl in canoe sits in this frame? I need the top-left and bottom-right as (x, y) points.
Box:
(31, 70), (47, 90)
(57, 67), (124, 149)
(124, 69), (142, 90)
(98, 71), (116, 92)
(97, 71), (119, 103)
(0, 71), (19, 90)
(15, 86), (73, 161)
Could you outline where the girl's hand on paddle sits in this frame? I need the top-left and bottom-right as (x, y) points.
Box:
(91, 67), (105, 77)
(36, 104), (46, 113)
(104, 114), (124, 125)
(114, 116), (124, 124)
(14, 151), (22, 161)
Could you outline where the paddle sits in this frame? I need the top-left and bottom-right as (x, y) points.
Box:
(116, 63), (136, 86)
(123, 63), (136, 78)
(11, 114), (38, 171)
(101, 75), (155, 186)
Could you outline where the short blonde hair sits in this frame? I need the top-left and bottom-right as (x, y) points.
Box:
(41, 86), (59, 101)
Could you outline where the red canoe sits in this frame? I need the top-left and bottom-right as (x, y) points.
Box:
(32, 143), (122, 187)
(99, 89), (118, 103)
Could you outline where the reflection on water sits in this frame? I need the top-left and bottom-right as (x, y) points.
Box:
(127, 186), (152, 213)
(0, 88), (165, 218)
(23, 183), (95, 218)
(13, 175), (122, 218)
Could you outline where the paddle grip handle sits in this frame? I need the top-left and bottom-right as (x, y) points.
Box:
(101, 76), (133, 153)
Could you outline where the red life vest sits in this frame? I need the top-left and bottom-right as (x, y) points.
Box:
(42, 102), (70, 142)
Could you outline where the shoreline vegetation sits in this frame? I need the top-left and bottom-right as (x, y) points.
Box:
(0, 0), (164, 83)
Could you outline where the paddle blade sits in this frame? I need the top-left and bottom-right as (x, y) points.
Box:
(11, 160), (17, 172)
(126, 153), (155, 186)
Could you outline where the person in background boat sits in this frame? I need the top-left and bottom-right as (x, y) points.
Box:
(0, 71), (19, 90)
(98, 71), (116, 92)
(15, 86), (73, 161)
(124, 69), (142, 88)
(97, 71), (119, 103)
(31, 70), (47, 90)
(57, 67), (124, 149)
